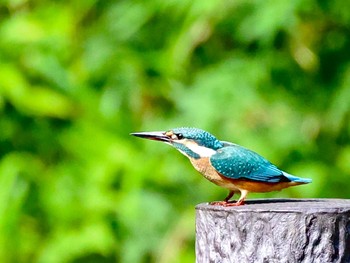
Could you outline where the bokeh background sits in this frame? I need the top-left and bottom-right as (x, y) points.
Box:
(0, 0), (350, 262)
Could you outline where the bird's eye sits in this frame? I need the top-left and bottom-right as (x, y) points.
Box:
(176, 133), (183, 139)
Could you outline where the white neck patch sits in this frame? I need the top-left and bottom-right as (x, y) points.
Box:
(183, 141), (216, 157)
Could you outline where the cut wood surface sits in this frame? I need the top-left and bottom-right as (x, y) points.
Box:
(196, 199), (350, 263)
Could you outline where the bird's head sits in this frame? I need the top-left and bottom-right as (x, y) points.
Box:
(131, 127), (223, 159)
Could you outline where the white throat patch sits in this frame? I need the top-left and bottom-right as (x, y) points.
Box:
(183, 141), (216, 157)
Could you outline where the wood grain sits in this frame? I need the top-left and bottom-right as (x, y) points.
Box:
(196, 199), (350, 263)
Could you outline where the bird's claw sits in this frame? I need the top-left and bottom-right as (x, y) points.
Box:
(210, 200), (245, 206)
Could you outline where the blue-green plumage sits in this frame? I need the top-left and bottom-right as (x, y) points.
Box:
(171, 127), (224, 150)
(211, 146), (283, 182)
(172, 142), (201, 159)
(131, 127), (312, 206)
(210, 145), (311, 183)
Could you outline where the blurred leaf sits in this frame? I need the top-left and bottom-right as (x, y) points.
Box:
(0, 1), (349, 262)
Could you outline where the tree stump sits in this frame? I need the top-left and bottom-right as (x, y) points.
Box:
(196, 199), (350, 263)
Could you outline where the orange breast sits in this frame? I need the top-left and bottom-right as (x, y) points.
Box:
(228, 180), (302, 193)
(189, 157), (303, 193)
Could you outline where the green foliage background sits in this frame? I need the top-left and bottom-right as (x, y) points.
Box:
(0, 0), (349, 262)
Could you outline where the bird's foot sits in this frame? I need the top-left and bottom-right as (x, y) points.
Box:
(224, 200), (245, 206)
(210, 200), (245, 207)
(210, 201), (229, 206)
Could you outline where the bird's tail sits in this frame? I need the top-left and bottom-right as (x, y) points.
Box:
(283, 172), (312, 184)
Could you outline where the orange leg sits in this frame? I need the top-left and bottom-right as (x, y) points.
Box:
(210, 191), (234, 206)
(211, 190), (248, 207)
(224, 191), (234, 202)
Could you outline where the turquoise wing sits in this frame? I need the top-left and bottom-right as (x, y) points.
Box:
(210, 145), (289, 183)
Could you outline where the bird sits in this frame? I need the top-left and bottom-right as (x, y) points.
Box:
(131, 127), (312, 206)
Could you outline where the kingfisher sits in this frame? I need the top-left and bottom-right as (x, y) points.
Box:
(131, 127), (312, 206)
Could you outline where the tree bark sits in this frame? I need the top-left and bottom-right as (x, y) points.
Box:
(196, 199), (350, 263)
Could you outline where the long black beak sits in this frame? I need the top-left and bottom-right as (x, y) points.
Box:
(130, 131), (171, 142)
